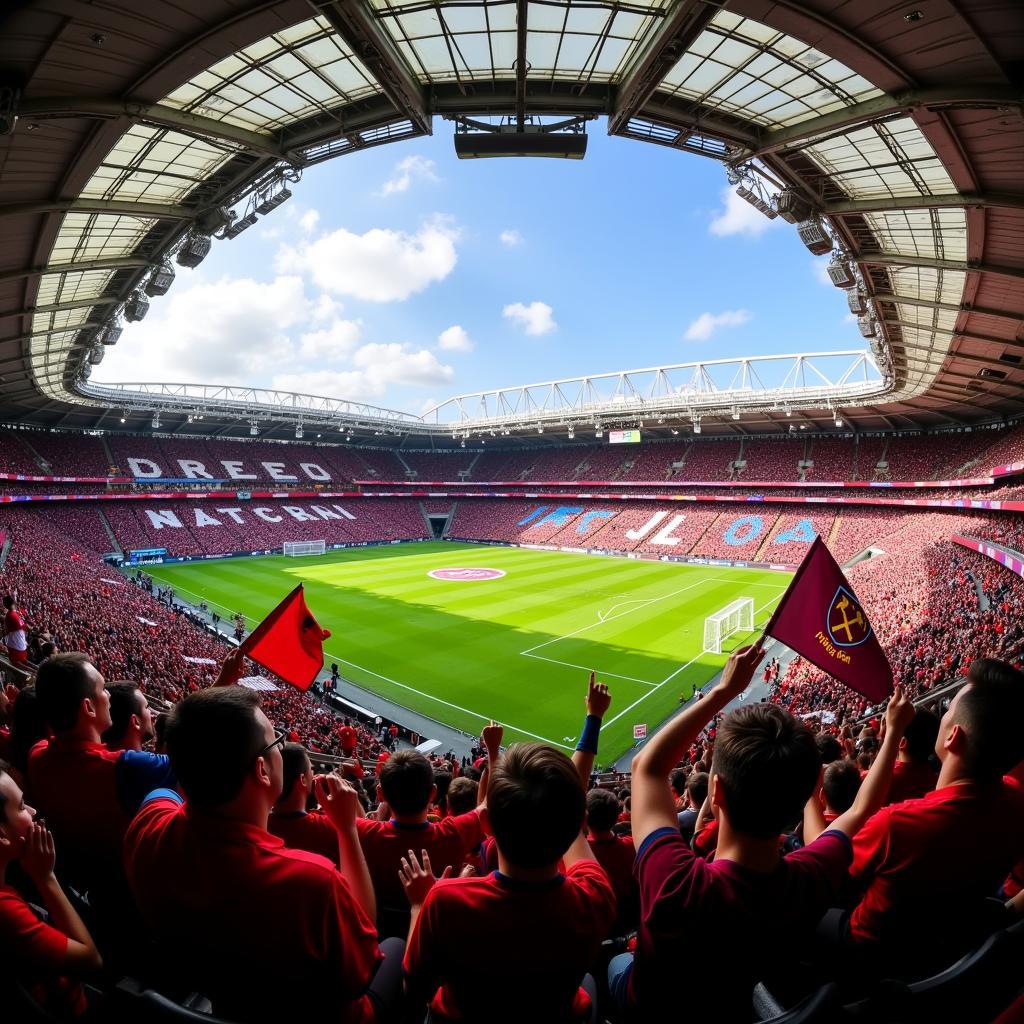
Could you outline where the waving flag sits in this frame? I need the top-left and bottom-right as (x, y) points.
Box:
(239, 584), (331, 691)
(764, 536), (893, 703)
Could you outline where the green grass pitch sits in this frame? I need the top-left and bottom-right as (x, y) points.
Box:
(138, 542), (790, 764)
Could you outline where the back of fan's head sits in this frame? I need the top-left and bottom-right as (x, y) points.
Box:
(279, 742), (311, 798)
(488, 743), (584, 868)
(949, 659), (1024, 780)
(34, 653), (97, 733)
(711, 703), (819, 837)
(165, 688), (263, 809)
(585, 787), (621, 833)
(379, 749), (435, 815)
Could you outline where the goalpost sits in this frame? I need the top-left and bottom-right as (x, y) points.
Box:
(282, 540), (326, 557)
(703, 597), (755, 654)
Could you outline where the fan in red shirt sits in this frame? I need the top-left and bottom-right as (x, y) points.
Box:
(618, 645), (916, 1021)
(0, 761), (102, 1016)
(337, 720), (358, 756)
(884, 707), (939, 805)
(124, 685), (404, 1024)
(267, 742), (340, 863)
(848, 658), (1024, 974)
(585, 788), (638, 936)
(357, 745), (488, 937)
(3, 594), (28, 665)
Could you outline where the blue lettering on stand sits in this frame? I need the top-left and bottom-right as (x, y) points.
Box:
(723, 515), (765, 547)
(575, 510), (614, 535)
(517, 506), (549, 527)
(530, 506), (583, 529)
(774, 518), (817, 545)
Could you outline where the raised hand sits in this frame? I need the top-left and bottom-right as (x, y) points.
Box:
(315, 772), (362, 832)
(883, 684), (915, 738)
(482, 720), (503, 758)
(586, 671), (612, 718)
(716, 643), (766, 700)
(213, 647), (247, 687)
(399, 849), (452, 908)
(20, 822), (56, 884)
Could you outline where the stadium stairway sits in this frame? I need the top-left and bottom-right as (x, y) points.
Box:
(17, 432), (48, 472)
(828, 516), (843, 549)
(98, 510), (123, 556)
(394, 450), (415, 478)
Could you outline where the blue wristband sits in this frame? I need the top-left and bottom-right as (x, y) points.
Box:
(576, 714), (602, 755)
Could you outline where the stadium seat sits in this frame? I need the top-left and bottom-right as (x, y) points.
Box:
(114, 979), (238, 1023)
(753, 981), (842, 1022)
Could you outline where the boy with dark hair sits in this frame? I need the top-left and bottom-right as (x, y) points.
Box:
(848, 658), (1024, 969)
(586, 788), (637, 936)
(445, 777), (478, 817)
(618, 644), (914, 1019)
(886, 706), (939, 804)
(268, 741), (339, 863)
(677, 770), (708, 843)
(28, 653), (176, 902)
(102, 681), (155, 752)
(402, 740), (615, 1023)
(125, 684), (400, 1024)
(356, 742), (491, 936)
(822, 759), (862, 818)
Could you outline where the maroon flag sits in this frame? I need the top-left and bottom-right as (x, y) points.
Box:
(764, 536), (893, 703)
(239, 584), (331, 691)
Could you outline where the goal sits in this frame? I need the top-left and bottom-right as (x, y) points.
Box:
(283, 540), (326, 557)
(703, 597), (755, 654)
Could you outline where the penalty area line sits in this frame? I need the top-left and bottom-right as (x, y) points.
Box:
(520, 652), (659, 688)
(322, 646), (574, 751)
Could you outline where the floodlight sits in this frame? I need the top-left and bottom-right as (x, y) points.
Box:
(595, 428), (603, 437)
(119, 416), (126, 424)
(145, 264), (175, 297)
(670, 428), (679, 435)
(857, 316), (875, 338)
(151, 414), (161, 429)
(537, 426), (544, 433)
(194, 208), (232, 236)
(735, 183), (777, 220)
(295, 425), (303, 439)
(835, 415), (844, 427)
(827, 258), (856, 288)
(176, 233), (211, 268)
(250, 423), (258, 436)
(692, 420), (701, 434)
(255, 187), (292, 216)
(847, 290), (867, 316)
(797, 218), (833, 256)
(100, 323), (122, 345)
(567, 428), (574, 439)
(460, 440), (466, 447)
(223, 211), (258, 239)
(775, 190), (813, 225)
(124, 293), (149, 322)
(88, 346), (104, 365)
(731, 408), (740, 420)
(346, 434), (352, 441)
(785, 408), (793, 417)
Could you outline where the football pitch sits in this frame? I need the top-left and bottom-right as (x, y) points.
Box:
(138, 542), (790, 764)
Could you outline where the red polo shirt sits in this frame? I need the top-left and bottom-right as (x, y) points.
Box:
(267, 809), (339, 864)
(125, 794), (380, 1024)
(850, 780), (1024, 949)
(631, 827), (851, 1019)
(338, 725), (357, 755)
(356, 810), (485, 915)
(404, 861), (615, 1022)
(589, 835), (638, 935)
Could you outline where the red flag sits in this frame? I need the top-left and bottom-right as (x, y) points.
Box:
(764, 536), (893, 703)
(239, 584), (330, 691)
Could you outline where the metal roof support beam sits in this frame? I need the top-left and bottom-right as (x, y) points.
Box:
(0, 258), (156, 286)
(0, 198), (192, 222)
(607, 0), (716, 136)
(313, 1), (431, 135)
(858, 252), (1024, 284)
(2, 322), (104, 346)
(871, 293), (1024, 325)
(825, 192), (1024, 216)
(747, 85), (1023, 159)
(5, 297), (120, 319)
(515, 0), (528, 127)
(17, 97), (295, 163)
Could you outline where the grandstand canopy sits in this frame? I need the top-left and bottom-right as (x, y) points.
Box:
(0, 0), (1022, 445)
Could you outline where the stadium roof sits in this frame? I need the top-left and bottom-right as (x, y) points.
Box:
(0, 0), (1021, 445)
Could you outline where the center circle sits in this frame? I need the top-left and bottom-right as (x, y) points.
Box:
(428, 567), (506, 581)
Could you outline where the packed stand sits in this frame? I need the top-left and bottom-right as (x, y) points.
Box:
(672, 440), (740, 481)
(738, 440), (805, 481)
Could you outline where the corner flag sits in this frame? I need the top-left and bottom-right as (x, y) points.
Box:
(764, 536), (893, 703)
(239, 584), (331, 691)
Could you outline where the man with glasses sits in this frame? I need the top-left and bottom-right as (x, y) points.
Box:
(125, 682), (403, 1023)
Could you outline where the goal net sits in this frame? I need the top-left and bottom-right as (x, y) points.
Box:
(703, 597), (755, 654)
(283, 540), (326, 557)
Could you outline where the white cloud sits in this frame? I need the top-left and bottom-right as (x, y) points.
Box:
(309, 292), (342, 324)
(375, 155), (439, 197)
(812, 257), (834, 286)
(437, 324), (473, 352)
(299, 319), (361, 360)
(273, 343), (453, 398)
(503, 300), (557, 336)
(299, 209), (320, 233)
(277, 217), (459, 302)
(499, 229), (524, 247)
(709, 186), (781, 237)
(684, 308), (751, 341)
(96, 274), (310, 385)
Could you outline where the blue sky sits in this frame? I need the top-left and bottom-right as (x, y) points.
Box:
(99, 123), (865, 415)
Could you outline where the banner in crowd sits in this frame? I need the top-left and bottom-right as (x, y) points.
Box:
(763, 536), (894, 703)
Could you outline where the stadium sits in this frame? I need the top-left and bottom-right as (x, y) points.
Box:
(0, 0), (1023, 1021)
